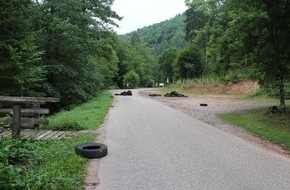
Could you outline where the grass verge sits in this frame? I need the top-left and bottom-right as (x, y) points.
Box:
(42, 91), (113, 131)
(1, 91), (113, 189)
(219, 107), (290, 150)
(0, 134), (95, 190)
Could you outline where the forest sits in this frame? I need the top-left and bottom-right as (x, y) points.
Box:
(0, 0), (289, 110)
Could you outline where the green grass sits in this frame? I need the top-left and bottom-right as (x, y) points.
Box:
(219, 107), (290, 150)
(42, 91), (113, 131)
(1, 91), (114, 189)
(0, 134), (95, 190)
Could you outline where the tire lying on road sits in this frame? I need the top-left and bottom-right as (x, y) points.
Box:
(75, 143), (108, 159)
(164, 91), (187, 97)
(115, 90), (132, 96)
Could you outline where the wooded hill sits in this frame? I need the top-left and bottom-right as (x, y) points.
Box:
(119, 14), (187, 56)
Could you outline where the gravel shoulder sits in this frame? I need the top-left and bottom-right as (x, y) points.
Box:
(139, 89), (290, 158)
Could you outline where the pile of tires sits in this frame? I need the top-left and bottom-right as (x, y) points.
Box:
(115, 90), (132, 96)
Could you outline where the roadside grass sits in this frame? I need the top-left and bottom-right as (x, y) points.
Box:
(1, 91), (113, 189)
(42, 91), (113, 131)
(219, 107), (290, 150)
(0, 133), (95, 190)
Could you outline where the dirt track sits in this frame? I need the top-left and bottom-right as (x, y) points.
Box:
(139, 89), (290, 158)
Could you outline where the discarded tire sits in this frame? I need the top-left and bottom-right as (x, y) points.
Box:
(164, 91), (187, 97)
(115, 90), (133, 96)
(200, 103), (208, 106)
(75, 143), (108, 159)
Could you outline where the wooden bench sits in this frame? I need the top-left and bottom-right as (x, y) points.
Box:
(0, 96), (59, 138)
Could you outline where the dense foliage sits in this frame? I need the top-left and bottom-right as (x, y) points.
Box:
(158, 48), (178, 83)
(173, 43), (204, 80)
(0, 0), (121, 108)
(114, 38), (157, 88)
(184, 0), (290, 110)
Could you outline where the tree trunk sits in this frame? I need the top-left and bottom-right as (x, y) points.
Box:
(279, 77), (286, 112)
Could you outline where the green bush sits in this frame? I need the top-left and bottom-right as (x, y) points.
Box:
(123, 70), (140, 88)
(0, 140), (36, 189)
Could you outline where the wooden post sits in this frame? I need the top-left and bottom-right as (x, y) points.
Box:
(12, 103), (21, 138)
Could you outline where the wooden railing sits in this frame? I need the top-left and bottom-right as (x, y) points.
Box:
(0, 96), (59, 138)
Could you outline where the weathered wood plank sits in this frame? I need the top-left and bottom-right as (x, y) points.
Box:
(0, 129), (78, 140)
(41, 130), (60, 140)
(21, 129), (38, 139)
(30, 130), (46, 139)
(20, 129), (33, 138)
(12, 104), (21, 138)
(0, 108), (49, 117)
(50, 131), (67, 139)
(1, 117), (49, 129)
(36, 130), (54, 140)
(0, 96), (60, 104)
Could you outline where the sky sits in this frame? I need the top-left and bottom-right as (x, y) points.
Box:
(111, 0), (188, 35)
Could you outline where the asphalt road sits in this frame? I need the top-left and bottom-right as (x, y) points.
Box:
(95, 89), (290, 190)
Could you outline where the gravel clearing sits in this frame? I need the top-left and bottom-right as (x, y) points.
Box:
(139, 89), (290, 158)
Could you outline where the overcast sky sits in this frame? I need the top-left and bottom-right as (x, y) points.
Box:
(112, 0), (188, 35)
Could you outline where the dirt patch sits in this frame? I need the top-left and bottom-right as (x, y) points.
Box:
(191, 80), (260, 94)
(228, 80), (260, 94)
(139, 88), (290, 160)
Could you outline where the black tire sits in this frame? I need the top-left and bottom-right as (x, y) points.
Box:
(126, 90), (132, 96)
(75, 143), (108, 159)
(200, 103), (208, 106)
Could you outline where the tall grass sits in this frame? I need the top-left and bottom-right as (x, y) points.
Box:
(42, 91), (113, 131)
(167, 75), (222, 94)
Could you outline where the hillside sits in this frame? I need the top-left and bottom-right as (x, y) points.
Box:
(119, 14), (187, 55)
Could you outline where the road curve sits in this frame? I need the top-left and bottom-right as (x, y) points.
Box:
(95, 89), (290, 190)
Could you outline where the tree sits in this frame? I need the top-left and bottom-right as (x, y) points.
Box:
(131, 32), (141, 45)
(123, 70), (140, 88)
(0, 0), (45, 96)
(158, 48), (178, 83)
(33, 0), (121, 106)
(227, 0), (290, 111)
(115, 39), (157, 88)
(174, 43), (204, 80)
(185, 0), (229, 76)
(185, 0), (289, 111)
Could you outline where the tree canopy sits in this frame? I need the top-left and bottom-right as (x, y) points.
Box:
(185, 0), (290, 110)
(0, 0), (121, 108)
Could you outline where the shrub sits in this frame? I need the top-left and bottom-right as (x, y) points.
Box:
(123, 70), (140, 88)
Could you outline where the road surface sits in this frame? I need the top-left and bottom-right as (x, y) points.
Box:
(95, 89), (290, 190)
